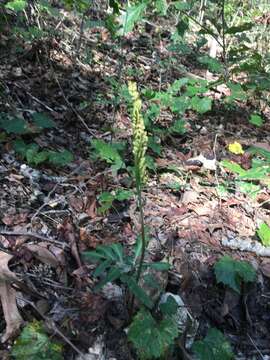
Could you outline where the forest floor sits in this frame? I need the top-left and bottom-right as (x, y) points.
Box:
(0, 6), (270, 360)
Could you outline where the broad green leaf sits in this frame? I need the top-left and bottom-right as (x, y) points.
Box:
(159, 295), (179, 316)
(96, 245), (118, 261)
(155, 0), (168, 15)
(144, 262), (170, 271)
(48, 150), (73, 166)
(91, 139), (124, 170)
(110, 243), (124, 262)
(115, 189), (133, 201)
(191, 96), (212, 114)
(236, 181), (260, 199)
(249, 114), (263, 127)
(122, 275), (153, 309)
(239, 166), (269, 180)
(11, 321), (63, 360)
(128, 309), (178, 359)
(214, 255), (256, 293)
(198, 55), (222, 72)
(170, 96), (190, 114)
(257, 223), (270, 246)
(5, 0), (26, 12)
(220, 160), (246, 176)
(32, 113), (56, 129)
(148, 136), (161, 155)
(225, 22), (253, 34)
(227, 82), (247, 102)
(83, 250), (107, 261)
(176, 18), (189, 37)
(118, 2), (147, 36)
(109, 0), (120, 14)
(168, 119), (186, 134)
(0, 117), (28, 134)
(248, 146), (270, 163)
(93, 259), (112, 277)
(192, 328), (234, 360)
(95, 267), (122, 291)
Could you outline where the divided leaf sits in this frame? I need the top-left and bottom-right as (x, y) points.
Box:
(12, 321), (63, 360)
(128, 309), (178, 359)
(257, 223), (270, 247)
(192, 328), (234, 360)
(214, 255), (256, 293)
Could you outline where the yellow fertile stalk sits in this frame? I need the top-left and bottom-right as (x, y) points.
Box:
(128, 81), (148, 185)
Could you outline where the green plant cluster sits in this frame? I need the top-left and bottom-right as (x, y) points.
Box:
(0, 112), (73, 167)
(11, 321), (63, 360)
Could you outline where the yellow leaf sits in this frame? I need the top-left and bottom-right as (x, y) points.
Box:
(228, 142), (244, 155)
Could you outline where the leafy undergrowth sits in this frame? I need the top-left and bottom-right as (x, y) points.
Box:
(0, 1), (270, 359)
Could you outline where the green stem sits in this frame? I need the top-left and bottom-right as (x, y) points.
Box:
(135, 178), (146, 283)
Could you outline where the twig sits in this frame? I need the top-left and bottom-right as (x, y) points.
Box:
(0, 230), (69, 249)
(54, 76), (97, 138)
(13, 84), (55, 113)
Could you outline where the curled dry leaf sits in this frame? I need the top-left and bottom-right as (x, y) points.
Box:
(0, 252), (24, 342)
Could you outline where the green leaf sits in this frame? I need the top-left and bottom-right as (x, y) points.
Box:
(144, 262), (171, 271)
(48, 150), (73, 166)
(214, 255), (256, 293)
(176, 18), (189, 37)
(93, 259), (112, 277)
(91, 139), (124, 170)
(192, 328), (234, 360)
(122, 275), (153, 309)
(248, 146), (270, 163)
(239, 166), (269, 180)
(220, 160), (246, 176)
(0, 116), (28, 134)
(226, 82), (247, 102)
(198, 55), (222, 73)
(155, 0), (168, 15)
(168, 119), (186, 134)
(249, 114), (263, 127)
(110, 243), (124, 262)
(128, 309), (178, 359)
(118, 2), (147, 36)
(95, 267), (122, 291)
(159, 295), (179, 316)
(82, 251), (107, 262)
(191, 96), (212, 114)
(225, 22), (253, 34)
(11, 320), (63, 360)
(109, 0), (120, 14)
(32, 113), (56, 129)
(5, 0), (26, 12)
(115, 189), (133, 201)
(257, 223), (270, 246)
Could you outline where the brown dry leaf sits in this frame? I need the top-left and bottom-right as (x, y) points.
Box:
(182, 190), (199, 204)
(68, 195), (85, 212)
(24, 242), (65, 268)
(260, 260), (270, 278)
(0, 252), (24, 342)
(222, 207), (255, 237)
(2, 211), (29, 226)
(192, 200), (218, 216)
(60, 219), (81, 267)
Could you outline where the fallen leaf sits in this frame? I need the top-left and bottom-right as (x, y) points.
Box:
(260, 260), (270, 278)
(0, 252), (24, 342)
(182, 190), (199, 204)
